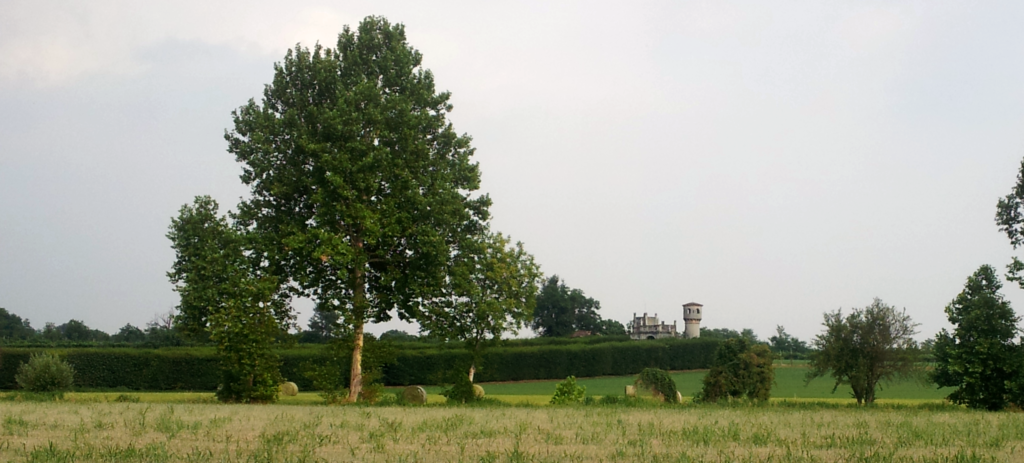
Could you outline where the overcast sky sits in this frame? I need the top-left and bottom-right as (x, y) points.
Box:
(3, 1), (1024, 342)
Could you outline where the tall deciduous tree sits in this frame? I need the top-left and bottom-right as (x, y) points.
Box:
(0, 308), (35, 340)
(419, 231), (541, 382)
(168, 196), (293, 403)
(807, 298), (922, 405)
(997, 158), (1024, 286)
(227, 17), (489, 401)
(932, 265), (1022, 410)
(531, 276), (603, 337)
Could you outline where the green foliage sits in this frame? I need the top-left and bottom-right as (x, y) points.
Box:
(15, 352), (74, 393)
(996, 158), (1024, 287)
(0, 307), (35, 340)
(532, 276), (605, 337)
(932, 265), (1022, 410)
(550, 375), (586, 404)
(301, 334), (396, 404)
(596, 319), (627, 336)
(228, 16), (489, 401)
(168, 196), (293, 403)
(768, 326), (810, 359)
(636, 368), (679, 403)
(442, 373), (479, 404)
(420, 231), (541, 380)
(0, 339), (720, 391)
(698, 338), (774, 403)
(807, 298), (922, 405)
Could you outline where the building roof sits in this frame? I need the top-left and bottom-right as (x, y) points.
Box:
(682, 302), (703, 307)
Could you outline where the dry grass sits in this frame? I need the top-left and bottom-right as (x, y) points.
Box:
(1, 401), (1023, 462)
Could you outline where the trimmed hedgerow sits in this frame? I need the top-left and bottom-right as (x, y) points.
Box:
(0, 338), (720, 390)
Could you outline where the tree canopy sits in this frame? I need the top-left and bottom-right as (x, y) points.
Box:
(226, 16), (489, 400)
(531, 276), (609, 337)
(932, 265), (1022, 410)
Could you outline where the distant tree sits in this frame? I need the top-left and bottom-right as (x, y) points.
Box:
(807, 298), (922, 405)
(596, 319), (627, 336)
(768, 326), (809, 359)
(379, 330), (419, 343)
(58, 319), (109, 342)
(0, 308), (35, 340)
(300, 303), (343, 344)
(112, 324), (147, 344)
(227, 17), (490, 401)
(41, 323), (61, 342)
(932, 265), (1022, 411)
(168, 196), (294, 403)
(532, 276), (603, 337)
(698, 337), (775, 403)
(699, 327), (742, 340)
(420, 231), (541, 381)
(740, 329), (760, 343)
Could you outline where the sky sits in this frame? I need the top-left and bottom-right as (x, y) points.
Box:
(2, 0), (1024, 342)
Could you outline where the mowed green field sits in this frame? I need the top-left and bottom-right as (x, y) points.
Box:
(415, 365), (950, 403)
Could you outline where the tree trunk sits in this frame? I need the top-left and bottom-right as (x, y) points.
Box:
(347, 249), (367, 403)
(348, 320), (364, 402)
(468, 364), (475, 383)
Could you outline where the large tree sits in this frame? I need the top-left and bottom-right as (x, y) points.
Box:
(227, 17), (489, 401)
(996, 158), (1024, 287)
(931, 265), (1021, 410)
(168, 196), (293, 403)
(807, 298), (922, 405)
(531, 276), (604, 337)
(419, 230), (541, 381)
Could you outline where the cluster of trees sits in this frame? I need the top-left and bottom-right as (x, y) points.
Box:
(531, 276), (625, 337)
(0, 308), (184, 346)
(164, 17), (555, 403)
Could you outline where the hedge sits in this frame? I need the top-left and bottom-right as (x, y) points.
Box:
(0, 338), (719, 391)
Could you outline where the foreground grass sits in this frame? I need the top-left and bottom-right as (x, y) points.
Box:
(1, 402), (1021, 462)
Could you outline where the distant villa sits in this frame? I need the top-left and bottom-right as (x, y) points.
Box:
(629, 302), (703, 340)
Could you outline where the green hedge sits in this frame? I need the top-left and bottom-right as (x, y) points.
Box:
(0, 339), (719, 391)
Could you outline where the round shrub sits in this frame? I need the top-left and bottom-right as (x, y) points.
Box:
(551, 375), (586, 405)
(15, 352), (75, 393)
(472, 384), (485, 399)
(279, 381), (299, 396)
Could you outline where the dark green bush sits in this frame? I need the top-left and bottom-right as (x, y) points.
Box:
(697, 337), (775, 403)
(442, 374), (478, 404)
(15, 352), (74, 393)
(636, 368), (678, 403)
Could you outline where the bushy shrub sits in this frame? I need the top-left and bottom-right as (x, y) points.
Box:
(698, 337), (775, 403)
(15, 352), (74, 393)
(550, 375), (586, 404)
(442, 374), (478, 404)
(636, 368), (678, 403)
(361, 382), (385, 404)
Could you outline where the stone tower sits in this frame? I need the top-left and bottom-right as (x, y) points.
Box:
(682, 302), (703, 338)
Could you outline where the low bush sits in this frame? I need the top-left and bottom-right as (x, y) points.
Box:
(636, 368), (678, 403)
(15, 352), (74, 393)
(551, 376), (586, 405)
(442, 374), (478, 404)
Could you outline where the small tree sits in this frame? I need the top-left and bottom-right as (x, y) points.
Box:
(807, 298), (921, 405)
(932, 265), (1022, 410)
(15, 352), (74, 393)
(419, 230), (541, 382)
(551, 376), (587, 404)
(168, 196), (294, 403)
(698, 337), (774, 403)
(636, 368), (679, 403)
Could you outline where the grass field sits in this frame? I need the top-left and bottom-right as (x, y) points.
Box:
(2, 401), (1022, 462)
